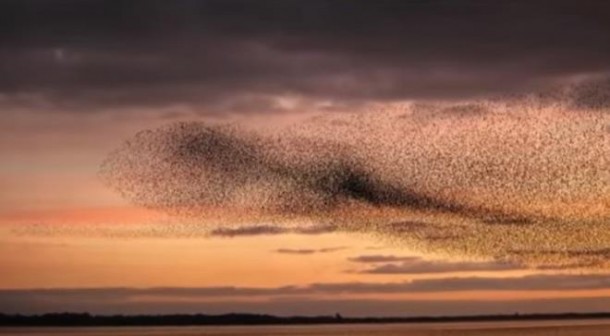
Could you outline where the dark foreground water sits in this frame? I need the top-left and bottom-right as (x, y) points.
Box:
(3, 320), (610, 336)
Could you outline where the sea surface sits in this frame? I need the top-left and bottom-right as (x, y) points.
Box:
(2, 320), (610, 336)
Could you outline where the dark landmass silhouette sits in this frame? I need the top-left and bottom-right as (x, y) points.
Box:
(2, 312), (610, 327)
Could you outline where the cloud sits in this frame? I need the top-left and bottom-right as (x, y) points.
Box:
(349, 255), (420, 263)
(275, 247), (347, 255)
(4, 275), (610, 315)
(295, 225), (339, 235)
(509, 249), (610, 271)
(209, 225), (286, 237)
(568, 78), (610, 111)
(2, 1), (610, 111)
(2, 274), (610, 296)
(4, 296), (610, 317)
(209, 224), (336, 237)
(349, 256), (522, 274)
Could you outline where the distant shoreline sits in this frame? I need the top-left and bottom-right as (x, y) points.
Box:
(2, 312), (610, 327)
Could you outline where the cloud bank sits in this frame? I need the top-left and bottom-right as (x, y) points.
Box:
(4, 275), (610, 315)
(2, 1), (610, 113)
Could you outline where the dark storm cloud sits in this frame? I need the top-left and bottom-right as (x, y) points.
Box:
(2, 0), (610, 111)
(4, 275), (610, 314)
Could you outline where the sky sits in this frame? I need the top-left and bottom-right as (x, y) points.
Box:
(0, 0), (610, 317)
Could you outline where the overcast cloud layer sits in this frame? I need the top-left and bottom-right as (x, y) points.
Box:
(2, 0), (610, 112)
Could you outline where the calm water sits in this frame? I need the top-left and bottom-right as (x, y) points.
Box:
(3, 320), (610, 336)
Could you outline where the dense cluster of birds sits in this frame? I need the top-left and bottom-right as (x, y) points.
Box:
(100, 79), (610, 269)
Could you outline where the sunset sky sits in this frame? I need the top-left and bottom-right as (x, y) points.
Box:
(1, 0), (610, 317)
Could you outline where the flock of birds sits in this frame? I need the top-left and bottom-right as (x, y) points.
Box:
(100, 79), (610, 269)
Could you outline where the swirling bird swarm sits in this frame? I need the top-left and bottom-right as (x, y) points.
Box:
(100, 84), (610, 269)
